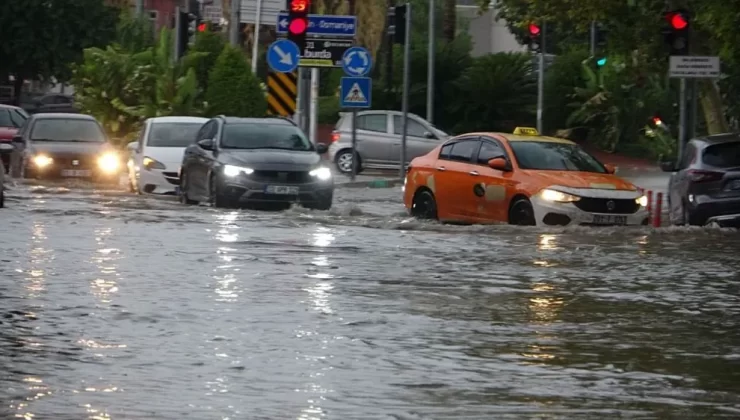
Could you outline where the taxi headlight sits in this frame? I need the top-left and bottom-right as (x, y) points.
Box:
(309, 167), (332, 180)
(33, 155), (53, 167)
(538, 188), (580, 203)
(636, 195), (648, 207)
(223, 164), (254, 176)
(98, 153), (120, 172)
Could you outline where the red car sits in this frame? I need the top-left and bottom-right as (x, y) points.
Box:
(0, 104), (29, 173)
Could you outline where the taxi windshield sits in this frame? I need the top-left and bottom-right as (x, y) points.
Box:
(510, 140), (606, 173)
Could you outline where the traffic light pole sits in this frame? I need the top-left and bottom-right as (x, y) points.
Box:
(589, 21), (596, 55)
(229, 0), (240, 45)
(536, 22), (546, 133)
(251, 0), (263, 74)
(678, 78), (687, 159)
(174, 8), (182, 62)
(427, 0), (435, 124)
(400, 2), (411, 180)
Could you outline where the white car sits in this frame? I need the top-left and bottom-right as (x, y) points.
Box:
(127, 116), (208, 194)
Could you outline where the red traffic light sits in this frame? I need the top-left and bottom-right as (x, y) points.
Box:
(290, 0), (310, 12)
(652, 116), (663, 125)
(528, 23), (540, 36)
(289, 18), (307, 35)
(667, 12), (688, 30)
(197, 23), (207, 32)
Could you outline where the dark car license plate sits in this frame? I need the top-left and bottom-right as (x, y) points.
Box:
(61, 169), (92, 177)
(265, 185), (299, 195)
(592, 215), (627, 225)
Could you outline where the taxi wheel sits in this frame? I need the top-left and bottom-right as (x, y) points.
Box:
(411, 189), (437, 220)
(509, 198), (536, 226)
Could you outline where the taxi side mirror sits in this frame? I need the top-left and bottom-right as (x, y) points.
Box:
(604, 163), (617, 174)
(488, 157), (510, 171)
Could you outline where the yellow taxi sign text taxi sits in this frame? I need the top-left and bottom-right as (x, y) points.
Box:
(513, 127), (539, 136)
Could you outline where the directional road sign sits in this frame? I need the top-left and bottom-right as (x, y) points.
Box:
(267, 39), (300, 73)
(340, 77), (371, 108)
(342, 47), (372, 77)
(296, 38), (354, 67)
(276, 13), (357, 37)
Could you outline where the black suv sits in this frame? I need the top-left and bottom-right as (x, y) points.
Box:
(178, 116), (333, 210)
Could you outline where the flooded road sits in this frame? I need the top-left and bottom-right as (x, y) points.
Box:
(1, 182), (740, 419)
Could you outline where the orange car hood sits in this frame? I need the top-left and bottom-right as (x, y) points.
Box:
(522, 170), (637, 191)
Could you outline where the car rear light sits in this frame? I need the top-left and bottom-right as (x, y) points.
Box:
(330, 131), (340, 143)
(687, 169), (723, 182)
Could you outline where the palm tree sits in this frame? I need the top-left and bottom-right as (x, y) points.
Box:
(443, 0), (456, 41)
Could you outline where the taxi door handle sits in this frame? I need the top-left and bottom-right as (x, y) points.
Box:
(437, 166), (446, 171)
(469, 171), (479, 176)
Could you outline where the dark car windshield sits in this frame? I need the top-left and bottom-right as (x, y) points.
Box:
(702, 142), (740, 168)
(510, 140), (606, 173)
(30, 118), (105, 142)
(221, 123), (313, 151)
(147, 122), (202, 147)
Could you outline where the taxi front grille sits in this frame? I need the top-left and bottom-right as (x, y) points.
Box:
(574, 197), (639, 214)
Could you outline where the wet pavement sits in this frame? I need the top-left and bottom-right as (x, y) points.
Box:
(1, 175), (740, 419)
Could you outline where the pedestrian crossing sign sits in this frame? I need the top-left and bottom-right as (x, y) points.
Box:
(340, 77), (371, 108)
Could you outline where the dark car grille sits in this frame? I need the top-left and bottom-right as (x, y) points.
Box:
(251, 170), (311, 184)
(574, 197), (640, 214)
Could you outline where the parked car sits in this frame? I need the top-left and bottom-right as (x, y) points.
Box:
(661, 133), (740, 226)
(23, 93), (78, 114)
(12, 113), (121, 182)
(327, 110), (449, 175)
(127, 116), (208, 194)
(403, 127), (649, 226)
(0, 104), (29, 173)
(178, 116), (332, 209)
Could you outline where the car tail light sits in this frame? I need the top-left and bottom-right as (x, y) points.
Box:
(687, 169), (723, 182)
(330, 131), (340, 143)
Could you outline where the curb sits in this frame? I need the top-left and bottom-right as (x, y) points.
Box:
(335, 178), (402, 189)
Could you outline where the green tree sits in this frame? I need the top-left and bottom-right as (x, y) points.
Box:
(188, 29), (227, 95)
(206, 45), (266, 117)
(0, 0), (118, 103)
(115, 10), (156, 53)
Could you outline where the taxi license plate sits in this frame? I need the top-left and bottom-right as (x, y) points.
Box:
(265, 185), (299, 195)
(592, 215), (627, 225)
(61, 169), (91, 177)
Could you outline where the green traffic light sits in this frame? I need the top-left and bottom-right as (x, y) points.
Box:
(596, 57), (607, 66)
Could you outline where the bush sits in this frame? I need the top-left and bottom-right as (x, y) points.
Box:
(188, 29), (226, 95)
(318, 96), (340, 125)
(543, 47), (589, 135)
(206, 45), (266, 117)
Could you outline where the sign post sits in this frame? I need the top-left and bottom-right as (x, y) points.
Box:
(339, 76), (372, 180)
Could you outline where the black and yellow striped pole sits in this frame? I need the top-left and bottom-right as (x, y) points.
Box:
(267, 70), (298, 117)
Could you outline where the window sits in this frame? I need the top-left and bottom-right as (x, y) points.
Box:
(10, 110), (28, 127)
(477, 141), (505, 164)
(448, 140), (478, 162)
(196, 121), (215, 142)
(509, 140), (606, 173)
(356, 114), (387, 133)
(0, 110), (12, 128)
(439, 143), (454, 159)
(702, 142), (740, 168)
(393, 116), (428, 137)
(30, 118), (105, 142)
(221, 123), (313, 151)
(147, 122), (203, 147)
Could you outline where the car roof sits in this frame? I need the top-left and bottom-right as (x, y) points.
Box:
(148, 116), (208, 124)
(693, 132), (740, 146)
(454, 131), (576, 145)
(0, 104), (22, 110)
(219, 116), (296, 125)
(32, 113), (96, 120)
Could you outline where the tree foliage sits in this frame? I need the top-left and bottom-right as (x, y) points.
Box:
(0, 0), (118, 88)
(206, 45), (266, 117)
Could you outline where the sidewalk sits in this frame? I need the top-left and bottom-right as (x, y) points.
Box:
(583, 146), (661, 172)
(334, 173), (402, 189)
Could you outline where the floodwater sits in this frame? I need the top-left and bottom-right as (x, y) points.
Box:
(1, 182), (739, 419)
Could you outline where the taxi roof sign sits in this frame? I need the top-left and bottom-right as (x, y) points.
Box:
(513, 127), (539, 135)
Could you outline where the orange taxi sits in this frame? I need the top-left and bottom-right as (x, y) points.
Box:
(403, 127), (649, 226)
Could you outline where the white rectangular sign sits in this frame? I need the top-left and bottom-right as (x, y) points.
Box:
(669, 56), (720, 78)
(240, 0), (283, 25)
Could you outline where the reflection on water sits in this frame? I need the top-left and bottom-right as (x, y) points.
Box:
(1, 187), (740, 418)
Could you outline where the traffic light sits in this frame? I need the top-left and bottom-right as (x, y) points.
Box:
(594, 24), (608, 67)
(176, 10), (197, 58)
(528, 23), (542, 53)
(197, 22), (207, 32)
(663, 9), (690, 55)
(287, 0), (310, 52)
(393, 4), (408, 45)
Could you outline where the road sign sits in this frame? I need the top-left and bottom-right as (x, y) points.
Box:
(340, 77), (371, 108)
(342, 46), (372, 76)
(267, 39), (300, 73)
(294, 38), (354, 67)
(669, 56), (720, 78)
(276, 13), (357, 37)
(267, 70), (297, 116)
(239, 0), (283, 25)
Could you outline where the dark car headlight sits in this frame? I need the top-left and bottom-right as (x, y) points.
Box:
(223, 165), (254, 176)
(99, 152), (121, 173)
(32, 154), (53, 167)
(309, 166), (332, 180)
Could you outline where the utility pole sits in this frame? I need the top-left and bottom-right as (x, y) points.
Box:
(229, 0), (240, 46)
(536, 22), (546, 133)
(136, 0), (144, 16)
(427, 0), (435, 124)
(251, 0), (263, 74)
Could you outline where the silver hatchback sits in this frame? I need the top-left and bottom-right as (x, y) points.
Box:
(326, 110), (448, 174)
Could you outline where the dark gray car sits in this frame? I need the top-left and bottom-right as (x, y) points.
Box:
(661, 133), (740, 226)
(0, 142), (10, 207)
(11, 113), (122, 182)
(178, 116), (333, 210)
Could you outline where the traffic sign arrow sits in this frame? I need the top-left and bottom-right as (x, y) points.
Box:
(273, 45), (293, 65)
